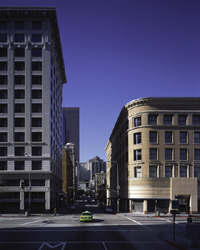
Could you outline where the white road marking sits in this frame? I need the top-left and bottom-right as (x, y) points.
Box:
(20, 219), (43, 225)
(158, 218), (186, 227)
(126, 217), (153, 231)
(38, 242), (67, 250)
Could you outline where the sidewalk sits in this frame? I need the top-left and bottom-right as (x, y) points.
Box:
(120, 212), (200, 250)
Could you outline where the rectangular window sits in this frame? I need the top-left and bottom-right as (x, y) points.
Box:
(0, 133), (7, 142)
(15, 161), (25, 170)
(180, 166), (187, 177)
(15, 48), (25, 57)
(0, 75), (7, 85)
(0, 104), (7, 113)
(134, 117), (141, 127)
(194, 132), (200, 143)
(178, 115), (187, 125)
(194, 149), (200, 161)
(15, 75), (25, 85)
(14, 34), (24, 42)
(0, 34), (7, 42)
(0, 90), (7, 99)
(15, 104), (25, 113)
(32, 21), (42, 29)
(180, 132), (187, 143)
(0, 161), (7, 170)
(15, 90), (25, 99)
(15, 21), (24, 29)
(32, 103), (42, 113)
(0, 118), (7, 127)
(32, 75), (42, 84)
(149, 131), (157, 143)
(150, 148), (157, 160)
(0, 62), (7, 70)
(32, 62), (42, 71)
(15, 118), (25, 127)
(32, 118), (42, 127)
(180, 149), (188, 160)
(31, 179), (45, 186)
(0, 62), (8, 70)
(165, 166), (173, 177)
(134, 149), (141, 161)
(0, 48), (7, 57)
(32, 48), (42, 57)
(15, 132), (25, 142)
(164, 115), (172, 125)
(32, 89), (42, 99)
(194, 166), (200, 178)
(134, 132), (141, 144)
(165, 149), (173, 160)
(165, 131), (172, 143)
(0, 147), (7, 156)
(149, 165), (157, 177)
(148, 115), (157, 125)
(193, 115), (200, 125)
(32, 132), (42, 142)
(15, 61), (25, 70)
(135, 166), (142, 177)
(32, 161), (42, 170)
(32, 146), (42, 156)
(0, 21), (7, 29)
(15, 147), (25, 156)
(32, 34), (42, 42)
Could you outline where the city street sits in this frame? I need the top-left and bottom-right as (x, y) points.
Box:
(0, 200), (187, 250)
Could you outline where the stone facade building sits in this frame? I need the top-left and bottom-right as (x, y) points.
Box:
(0, 7), (66, 213)
(105, 97), (200, 214)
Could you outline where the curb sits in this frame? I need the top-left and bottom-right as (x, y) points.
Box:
(166, 240), (188, 250)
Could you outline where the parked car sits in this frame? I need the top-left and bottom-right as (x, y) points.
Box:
(80, 211), (93, 222)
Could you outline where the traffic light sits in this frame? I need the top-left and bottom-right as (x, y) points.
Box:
(21, 182), (24, 190)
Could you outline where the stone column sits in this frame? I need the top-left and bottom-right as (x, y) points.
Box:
(143, 200), (147, 214)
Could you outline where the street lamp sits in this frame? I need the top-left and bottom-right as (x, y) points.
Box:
(25, 152), (31, 214)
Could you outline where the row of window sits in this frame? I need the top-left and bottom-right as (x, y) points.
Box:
(0, 118), (41, 127)
(0, 75), (42, 85)
(134, 114), (200, 126)
(0, 47), (43, 57)
(0, 132), (42, 143)
(0, 178), (45, 186)
(134, 131), (200, 144)
(0, 62), (42, 73)
(0, 89), (42, 99)
(0, 34), (42, 43)
(0, 103), (42, 113)
(0, 146), (42, 156)
(0, 20), (42, 30)
(134, 148), (200, 161)
(134, 165), (200, 178)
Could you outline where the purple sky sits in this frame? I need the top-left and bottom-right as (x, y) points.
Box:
(1, 0), (200, 162)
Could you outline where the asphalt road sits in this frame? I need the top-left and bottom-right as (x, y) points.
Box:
(0, 199), (187, 250)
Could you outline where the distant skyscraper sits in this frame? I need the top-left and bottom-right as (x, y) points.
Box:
(62, 107), (80, 162)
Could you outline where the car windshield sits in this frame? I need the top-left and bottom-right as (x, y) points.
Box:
(82, 212), (91, 216)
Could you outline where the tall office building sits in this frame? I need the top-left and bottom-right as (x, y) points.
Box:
(0, 7), (67, 213)
(62, 107), (80, 162)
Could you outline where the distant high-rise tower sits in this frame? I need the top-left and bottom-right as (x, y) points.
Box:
(0, 7), (67, 214)
(62, 107), (80, 162)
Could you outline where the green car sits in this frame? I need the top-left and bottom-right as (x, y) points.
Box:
(80, 211), (93, 222)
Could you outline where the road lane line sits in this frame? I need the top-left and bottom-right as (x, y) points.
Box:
(126, 217), (153, 231)
(103, 242), (108, 250)
(158, 218), (186, 227)
(20, 219), (43, 225)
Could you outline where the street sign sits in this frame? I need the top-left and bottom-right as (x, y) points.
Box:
(175, 195), (183, 199)
(172, 200), (179, 209)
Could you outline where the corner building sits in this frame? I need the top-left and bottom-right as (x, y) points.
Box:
(0, 8), (67, 213)
(105, 97), (200, 214)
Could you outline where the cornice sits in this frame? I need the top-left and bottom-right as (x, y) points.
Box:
(125, 97), (200, 110)
(0, 7), (67, 84)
